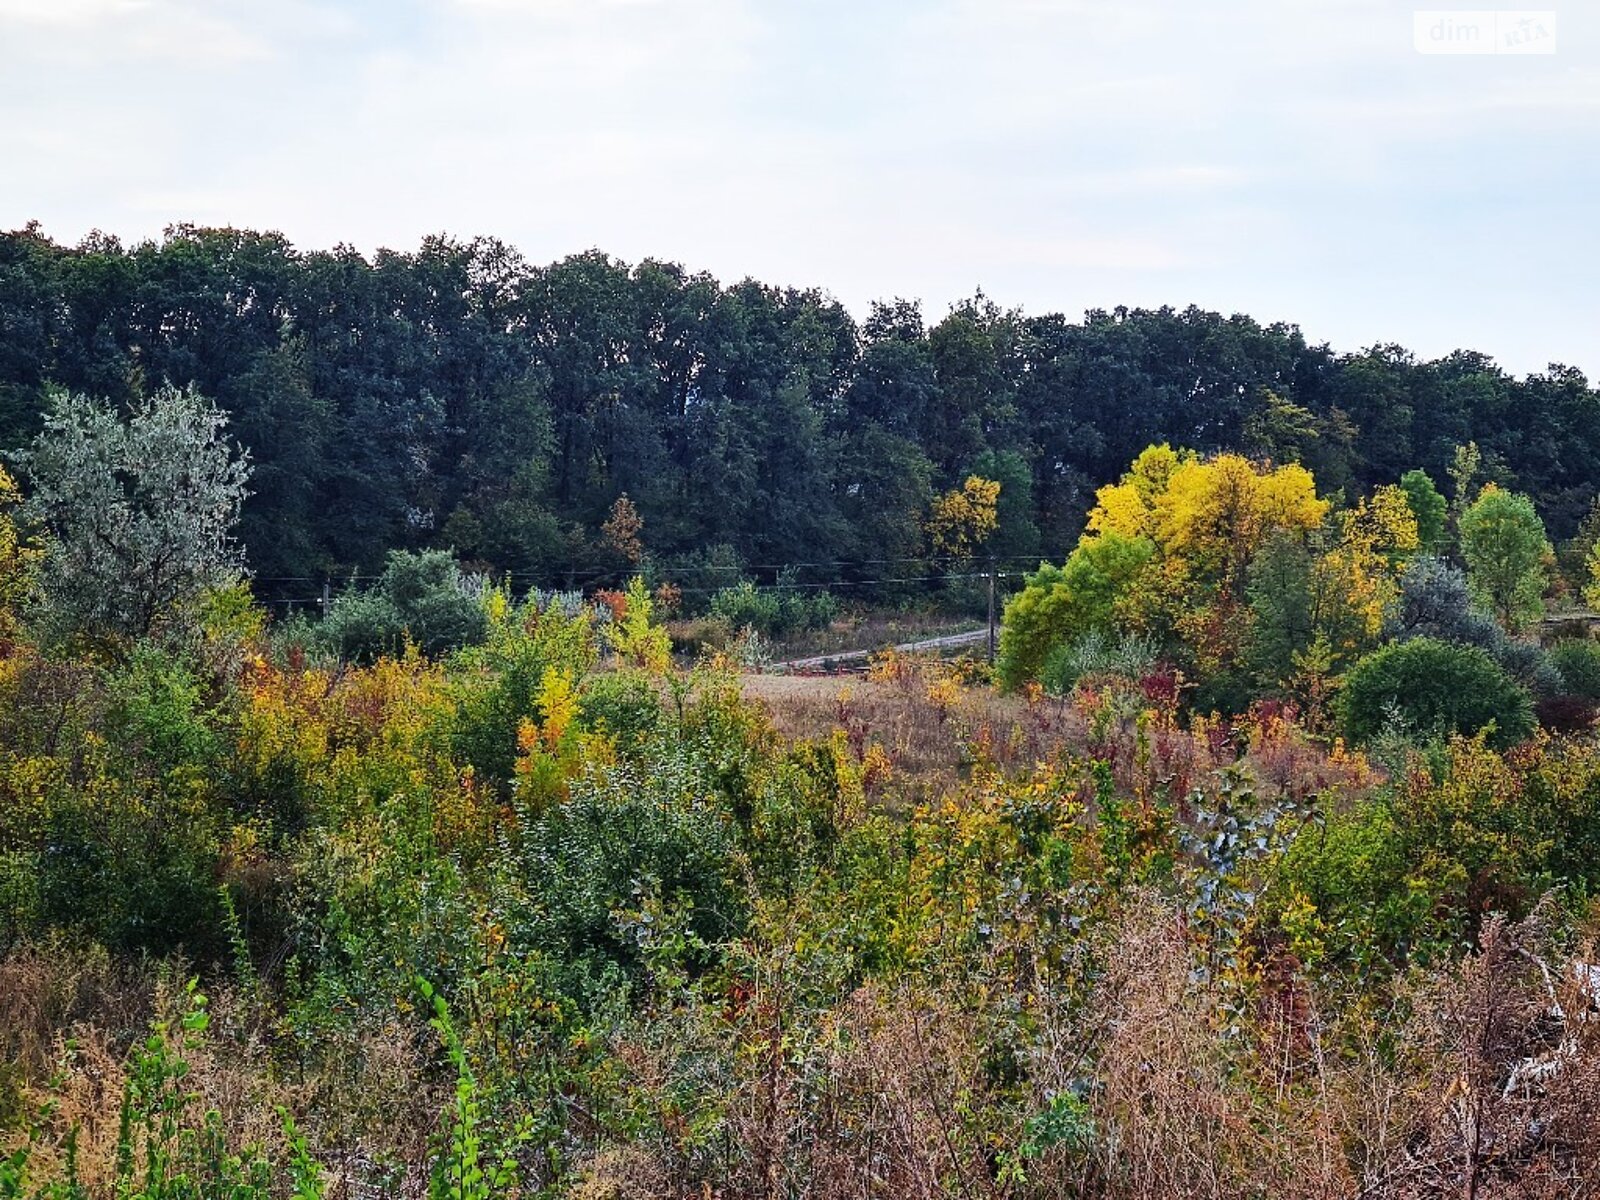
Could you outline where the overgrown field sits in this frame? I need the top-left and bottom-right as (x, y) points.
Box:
(7, 390), (1600, 1198)
(5, 600), (1600, 1198)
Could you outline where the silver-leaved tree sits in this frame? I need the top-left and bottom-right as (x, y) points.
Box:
(16, 384), (251, 647)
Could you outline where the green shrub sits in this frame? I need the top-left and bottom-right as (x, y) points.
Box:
(319, 550), (487, 663)
(104, 644), (222, 776)
(509, 755), (745, 1000)
(710, 581), (779, 633)
(578, 671), (661, 750)
(1337, 637), (1534, 749)
(1268, 736), (1600, 971)
(709, 578), (836, 638)
(316, 589), (409, 664)
(1550, 638), (1600, 701)
(450, 600), (598, 790)
(34, 777), (226, 957)
(0, 644), (232, 957)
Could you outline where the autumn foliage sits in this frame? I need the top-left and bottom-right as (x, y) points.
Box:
(4, 438), (1600, 1199)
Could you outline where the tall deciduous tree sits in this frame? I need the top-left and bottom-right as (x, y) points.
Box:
(1458, 487), (1551, 631)
(16, 384), (250, 646)
(3, 225), (1599, 594)
(1399, 469), (1448, 554)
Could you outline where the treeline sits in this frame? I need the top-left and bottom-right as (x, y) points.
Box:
(3, 222), (1597, 599)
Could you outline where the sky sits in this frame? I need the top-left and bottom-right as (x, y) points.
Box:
(1, 0), (1596, 377)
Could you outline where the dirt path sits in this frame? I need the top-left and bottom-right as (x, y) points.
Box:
(773, 627), (990, 673)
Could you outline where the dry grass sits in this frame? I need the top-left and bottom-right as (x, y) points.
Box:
(0, 940), (155, 1083)
(743, 662), (1379, 816)
(0, 943), (444, 1199)
(743, 665), (1053, 803)
(581, 896), (1600, 1200)
(1061, 901), (1349, 1200)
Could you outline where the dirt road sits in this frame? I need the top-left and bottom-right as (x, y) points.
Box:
(774, 627), (989, 673)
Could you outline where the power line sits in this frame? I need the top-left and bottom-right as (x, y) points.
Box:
(251, 551), (1070, 585)
(252, 553), (1055, 613)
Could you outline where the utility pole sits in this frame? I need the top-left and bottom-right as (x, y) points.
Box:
(320, 580), (331, 618)
(987, 559), (997, 663)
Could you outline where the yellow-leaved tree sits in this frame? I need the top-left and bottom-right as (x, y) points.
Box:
(1001, 446), (1329, 696)
(1316, 484), (1421, 650)
(1149, 453), (1326, 589)
(606, 576), (672, 674)
(928, 475), (1001, 558)
(1086, 444), (1189, 541)
(0, 467), (38, 646)
(1088, 448), (1325, 584)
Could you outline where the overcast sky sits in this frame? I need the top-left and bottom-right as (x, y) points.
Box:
(1, 0), (1595, 376)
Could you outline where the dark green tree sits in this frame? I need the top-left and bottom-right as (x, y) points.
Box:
(1398, 469), (1449, 555)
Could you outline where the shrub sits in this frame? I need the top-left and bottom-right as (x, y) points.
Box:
(1387, 556), (1558, 695)
(1039, 630), (1160, 697)
(0, 644), (232, 957)
(509, 756), (744, 998)
(450, 598), (598, 789)
(709, 578), (836, 638)
(33, 772), (226, 956)
(1337, 637), (1534, 749)
(319, 550), (487, 662)
(1550, 638), (1600, 701)
(1269, 736), (1600, 970)
(1387, 556), (1503, 649)
(104, 644), (222, 776)
(606, 576), (672, 672)
(710, 581), (778, 633)
(1535, 694), (1597, 734)
(578, 670), (662, 750)
(1497, 639), (1562, 698)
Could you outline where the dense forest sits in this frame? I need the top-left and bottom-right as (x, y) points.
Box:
(10, 223), (1600, 1200)
(3, 223), (1598, 606)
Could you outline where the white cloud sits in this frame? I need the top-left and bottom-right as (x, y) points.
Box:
(1, 1), (265, 61)
(0, 0), (1594, 376)
(0, 0), (147, 25)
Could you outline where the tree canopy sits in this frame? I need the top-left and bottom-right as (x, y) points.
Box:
(1458, 486), (1552, 631)
(2, 224), (1597, 607)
